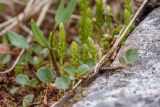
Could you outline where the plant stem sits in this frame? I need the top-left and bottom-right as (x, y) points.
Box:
(49, 23), (61, 77)
(49, 49), (60, 77)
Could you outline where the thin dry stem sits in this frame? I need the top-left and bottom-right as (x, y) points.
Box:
(50, 0), (148, 106)
(0, 0), (46, 36)
(0, 0), (52, 74)
(93, 0), (148, 76)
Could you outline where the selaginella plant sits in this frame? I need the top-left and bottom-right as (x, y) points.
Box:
(79, 0), (93, 43)
(96, 0), (104, 34)
(70, 41), (79, 66)
(58, 23), (66, 67)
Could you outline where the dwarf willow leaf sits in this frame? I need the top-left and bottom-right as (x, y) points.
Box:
(55, 0), (78, 23)
(0, 54), (11, 64)
(77, 64), (89, 77)
(23, 94), (34, 107)
(10, 87), (20, 94)
(63, 64), (76, 75)
(55, 76), (71, 89)
(119, 48), (139, 66)
(16, 74), (30, 85)
(7, 31), (29, 48)
(119, 55), (128, 66)
(37, 67), (55, 84)
(31, 19), (48, 47)
(126, 48), (139, 63)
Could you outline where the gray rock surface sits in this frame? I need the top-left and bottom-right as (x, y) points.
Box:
(74, 7), (160, 107)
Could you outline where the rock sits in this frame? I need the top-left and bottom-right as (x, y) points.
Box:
(132, 0), (160, 12)
(74, 7), (160, 107)
(132, 0), (160, 23)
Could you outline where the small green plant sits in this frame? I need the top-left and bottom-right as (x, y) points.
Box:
(6, 1), (139, 105)
(70, 41), (79, 66)
(79, 0), (93, 43)
(58, 23), (66, 66)
(0, 54), (11, 68)
(22, 94), (34, 107)
(7, 31), (29, 49)
(37, 66), (55, 84)
(123, 0), (133, 24)
(16, 74), (37, 87)
(96, 0), (104, 33)
(119, 48), (139, 67)
(10, 74), (38, 94)
(28, 0), (99, 91)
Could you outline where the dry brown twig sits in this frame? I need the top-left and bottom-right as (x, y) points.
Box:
(0, 0), (53, 74)
(50, 0), (148, 106)
(0, 0), (47, 36)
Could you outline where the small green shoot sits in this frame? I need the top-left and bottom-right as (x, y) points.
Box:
(22, 94), (34, 107)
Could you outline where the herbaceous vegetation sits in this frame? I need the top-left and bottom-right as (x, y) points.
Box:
(0, 0), (139, 106)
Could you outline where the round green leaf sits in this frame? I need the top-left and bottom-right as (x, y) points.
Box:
(7, 31), (29, 49)
(23, 94), (34, 107)
(37, 67), (55, 84)
(55, 76), (71, 89)
(77, 64), (90, 77)
(119, 55), (128, 66)
(10, 87), (20, 94)
(125, 48), (139, 63)
(16, 74), (30, 85)
(63, 64), (76, 75)
(0, 54), (11, 64)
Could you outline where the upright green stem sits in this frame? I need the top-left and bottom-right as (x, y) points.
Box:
(49, 48), (60, 77)
(49, 24), (61, 77)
